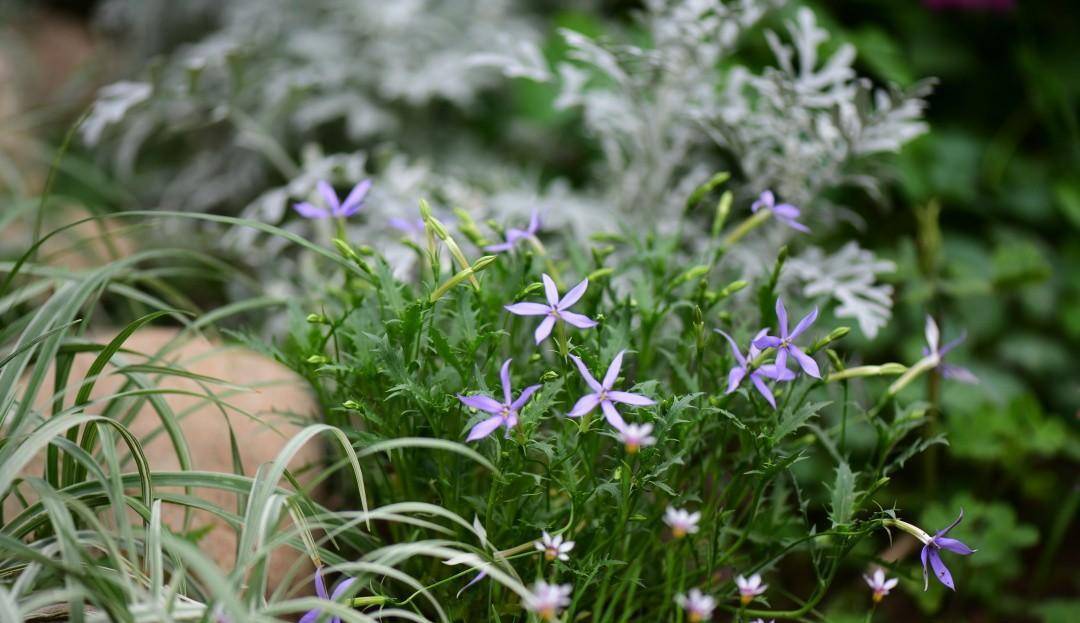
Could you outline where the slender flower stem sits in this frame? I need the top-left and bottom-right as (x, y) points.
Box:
(887, 355), (938, 395)
(721, 210), (772, 247)
(527, 236), (563, 286)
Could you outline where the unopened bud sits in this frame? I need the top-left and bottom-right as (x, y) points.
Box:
(471, 255), (498, 272)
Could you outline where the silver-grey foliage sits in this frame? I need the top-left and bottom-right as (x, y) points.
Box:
(82, 0), (928, 336)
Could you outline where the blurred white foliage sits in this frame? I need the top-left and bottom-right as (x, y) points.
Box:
(508, 1), (930, 220)
(83, 0), (919, 336)
(86, 0), (541, 212)
(786, 242), (897, 338)
(81, 82), (151, 145)
(711, 7), (933, 207)
(485, 0), (922, 333)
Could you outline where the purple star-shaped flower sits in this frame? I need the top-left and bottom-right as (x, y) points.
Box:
(505, 274), (598, 344)
(923, 316), (978, 384)
(568, 350), (655, 431)
(751, 190), (809, 233)
(485, 209), (541, 253)
(753, 298), (821, 378)
(716, 329), (795, 409)
(294, 179), (372, 219)
(299, 566), (356, 623)
(920, 509), (976, 591)
(457, 359), (542, 441)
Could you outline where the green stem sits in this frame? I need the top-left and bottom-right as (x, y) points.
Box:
(721, 210), (772, 247)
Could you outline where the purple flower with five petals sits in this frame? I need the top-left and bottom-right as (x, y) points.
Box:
(299, 566), (356, 623)
(485, 209), (541, 252)
(751, 190), (809, 233)
(753, 298), (821, 378)
(293, 179), (372, 219)
(505, 274), (598, 344)
(920, 509), (976, 591)
(568, 350), (655, 431)
(716, 329), (795, 409)
(922, 316), (978, 384)
(457, 359), (541, 441)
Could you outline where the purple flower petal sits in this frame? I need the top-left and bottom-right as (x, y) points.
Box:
(338, 180), (371, 216)
(330, 577), (357, 600)
(526, 210), (541, 234)
(788, 308), (819, 340)
(505, 302), (550, 316)
(534, 315), (556, 344)
(293, 202), (330, 219)
(935, 537), (975, 556)
(772, 203), (800, 220)
(505, 228), (529, 243)
(752, 190), (774, 213)
(314, 567), (329, 600)
(389, 217), (423, 235)
(467, 416), (506, 441)
(541, 274), (560, 307)
(607, 391), (654, 406)
(775, 298), (789, 339)
(748, 328), (770, 360)
(570, 355), (602, 392)
(458, 394), (503, 414)
(750, 374), (777, 409)
(753, 334), (782, 350)
(600, 400), (627, 430)
(499, 359), (513, 405)
(921, 545), (931, 591)
(456, 570), (488, 598)
(756, 365), (796, 382)
(511, 384), (542, 411)
(782, 218), (811, 233)
(928, 548), (955, 590)
(939, 332), (967, 357)
(942, 365), (979, 384)
(937, 509), (965, 537)
(726, 367), (747, 393)
(317, 180), (339, 212)
(788, 346), (820, 378)
(299, 567), (353, 623)
(558, 278), (589, 309)
(774, 347), (789, 372)
(484, 241), (516, 253)
(714, 330), (747, 367)
(603, 350), (625, 390)
(568, 393), (600, 417)
(559, 310), (597, 329)
(924, 316), (940, 354)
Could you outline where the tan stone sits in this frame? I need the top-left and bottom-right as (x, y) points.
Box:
(5, 326), (326, 594)
(0, 7), (104, 196)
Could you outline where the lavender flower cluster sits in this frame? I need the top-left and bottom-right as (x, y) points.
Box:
(292, 181), (978, 621)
